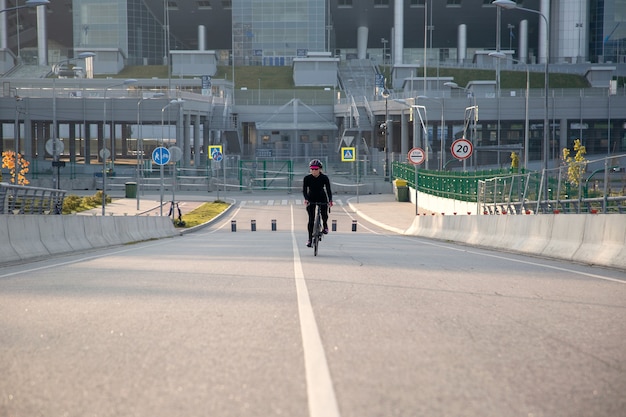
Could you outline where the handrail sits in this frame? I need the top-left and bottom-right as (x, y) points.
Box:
(0, 183), (66, 215)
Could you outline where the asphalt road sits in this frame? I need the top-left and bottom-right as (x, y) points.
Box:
(1, 199), (625, 417)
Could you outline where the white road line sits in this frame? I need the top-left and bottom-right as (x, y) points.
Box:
(395, 236), (626, 284)
(290, 205), (341, 417)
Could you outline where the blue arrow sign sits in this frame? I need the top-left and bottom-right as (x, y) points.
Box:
(152, 146), (171, 165)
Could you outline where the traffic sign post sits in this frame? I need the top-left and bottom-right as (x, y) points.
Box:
(451, 138), (473, 160)
(407, 147), (426, 165)
(341, 147), (356, 162)
(407, 147), (425, 216)
(152, 146), (171, 165)
(451, 138), (473, 171)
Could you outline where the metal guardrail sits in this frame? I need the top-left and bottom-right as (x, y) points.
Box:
(0, 183), (66, 215)
(393, 154), (626, 215)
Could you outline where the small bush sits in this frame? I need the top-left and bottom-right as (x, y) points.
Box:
(62, 191), (111, 214)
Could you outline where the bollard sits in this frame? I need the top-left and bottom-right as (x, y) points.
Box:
(251, 219), (256, 231)
(271, 219), (277, 231)
(332, 219), (337, 232)
(352, 219), (357, 232)
(231, 220), (237, 232)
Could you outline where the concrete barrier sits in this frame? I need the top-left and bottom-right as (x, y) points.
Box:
(574, 215), (626, 270)
(8, 216), (49, 261)
(38, 215), (75, 255)
(375, 204), (625, 271)
(0, 216), (20, 262)
(0, 215), (178, 265)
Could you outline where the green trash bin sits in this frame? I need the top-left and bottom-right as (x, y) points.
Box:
(125, 182), (137, 198)
(396, 186), (409, 202)
(394, 179), (409, 202)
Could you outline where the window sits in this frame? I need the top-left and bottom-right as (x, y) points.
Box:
(197, 0), (211, 9)
(221, 0), (231, 10)
(447, 0), (462, 6)
(338, 0), (353, 7)
(410, 0), (426, 6)
(374, 0), (390, 6)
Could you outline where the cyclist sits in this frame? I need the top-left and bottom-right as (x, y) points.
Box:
(303, 159), (333, 247)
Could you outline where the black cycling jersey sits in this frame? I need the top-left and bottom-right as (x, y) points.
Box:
(302, 172), (333, 203)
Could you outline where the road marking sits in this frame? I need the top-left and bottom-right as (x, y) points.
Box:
(290, 205), (341, 417)
(395, 236), (626, 284)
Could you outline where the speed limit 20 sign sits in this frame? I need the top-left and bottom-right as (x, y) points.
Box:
(451, 138), (473, 160)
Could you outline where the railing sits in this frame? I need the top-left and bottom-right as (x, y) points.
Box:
(0, 183), (66, 215)
(393, 153), (626, 214)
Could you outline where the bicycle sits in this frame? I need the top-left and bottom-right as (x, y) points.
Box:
(168, 200), (185, 227)
(310, 202), (330, 256)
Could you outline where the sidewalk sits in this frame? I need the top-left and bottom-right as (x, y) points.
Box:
(78, 191), (422, 234)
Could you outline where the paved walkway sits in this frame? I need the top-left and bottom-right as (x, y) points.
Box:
(78, 191), (422, 234)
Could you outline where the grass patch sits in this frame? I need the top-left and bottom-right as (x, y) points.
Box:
(62, 192), (110, 214)
(111, 64), (589, 90)
(180, 200), (231, 228)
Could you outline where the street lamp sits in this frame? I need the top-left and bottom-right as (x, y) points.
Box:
(0, 0), (48, 13)
(160, 98), (184, 216)
(417, 95), (445, 170)
(493, 0), (550, 180)
(101, 78), (138, 215)
(13, 96), (24, 185)
(49, 52), (96, 189)
(52, 51), (96, 78)
(381, 88), (390, 181)
(136, 92), (165, 210)
(445, 82), (478, 170)
(0, 0), (48, 62)
(489, 51), (530, 170)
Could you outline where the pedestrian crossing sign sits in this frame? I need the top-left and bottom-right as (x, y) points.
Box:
(208, 145), (223, 159)
(341, 147), (356, 162)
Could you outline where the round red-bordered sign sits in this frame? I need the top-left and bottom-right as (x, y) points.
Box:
(407, 147), (426, 165)
(451, 138), (473, 160)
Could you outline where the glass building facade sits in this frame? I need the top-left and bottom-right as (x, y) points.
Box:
(73, 0), (172, 66)
(232, 0), (327, 66)
(590, 0), (626, 63)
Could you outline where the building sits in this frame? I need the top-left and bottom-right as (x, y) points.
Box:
(0, 0), (624, 188)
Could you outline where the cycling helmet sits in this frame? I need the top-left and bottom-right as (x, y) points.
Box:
(309, 159), (323, 169)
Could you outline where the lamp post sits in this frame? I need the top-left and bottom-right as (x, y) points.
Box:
(101, 79), (138, 215)
(417, 95), (444, 170)
(0, 0), (48, 62)
(381, 38), (388, 65)
(2, 1), (48, 183)
(381, 88), (390, 182)
(50, 52), (96, 189)
(52, 51), (95, 78)
(445, 82), (478, 170)
(13, 96), (23, 185)
(489, 51), (530, 170)
(136, 92), (165, 210)
(160, 99), (184, 216)
(493, 0), (550, 184)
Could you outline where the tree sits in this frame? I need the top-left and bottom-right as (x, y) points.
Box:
(510, 151), (520, 172)
(562, 139), (587, 187)
(2, 151), (30, 185)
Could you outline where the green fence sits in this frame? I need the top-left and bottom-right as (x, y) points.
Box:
(392, 162), (535, 203)
(392, 157), (626, 214)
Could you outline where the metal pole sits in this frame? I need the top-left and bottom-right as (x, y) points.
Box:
(102, 79), (137, 215)
(382, 89), (390, 182)
(102, 88), (108, 216)
(493, 1), (550, 194)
